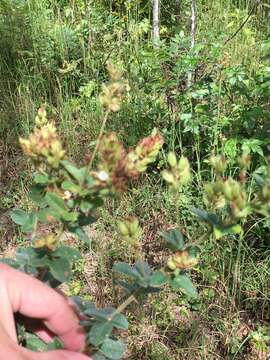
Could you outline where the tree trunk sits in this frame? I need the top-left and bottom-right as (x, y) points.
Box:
(176, 0), (181, 24)
(187, 0), (196, 87)
(153, 0), (160, 48)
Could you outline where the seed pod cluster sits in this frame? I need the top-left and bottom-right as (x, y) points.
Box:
(99, 63), (130, 112)
(34, 234), (58, 251)
(162, 152), (191, 190)
(117, 217), (142, 246)
(167, 249), (199, 270)
(20, 109), (65, 169)
(94, 129), (164, 193)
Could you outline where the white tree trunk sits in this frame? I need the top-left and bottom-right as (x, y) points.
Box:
(153, 0), (160, 48)
(176, 0), (181, 24)
(187, 0), (196, 87)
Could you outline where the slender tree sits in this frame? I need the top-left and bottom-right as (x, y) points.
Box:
(175, 0), (181, 24)
(153, 0), (160, 48)
(187, 0), (196, 87)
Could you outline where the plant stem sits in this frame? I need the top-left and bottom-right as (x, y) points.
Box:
(111, 289), (141, 318)
(88, 109), (110, 169)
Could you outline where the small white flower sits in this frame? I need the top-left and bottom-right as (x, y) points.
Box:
(97, 171), (109, 181)
(63, 190), (72, 200)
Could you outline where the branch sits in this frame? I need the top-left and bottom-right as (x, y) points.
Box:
(223, 0), (259, 46)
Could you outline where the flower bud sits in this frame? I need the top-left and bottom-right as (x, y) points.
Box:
(167, 152), (177, 168)
(173, 250), (199, 269)
(162, 170), (176, 185)
(238, 153), (251, 170)
(167, 257), (177, 270)
(209, 155), (227, 174)
(34, 234), (58, 251)
(117, 221), (130, 236)
(117, 217), (142, 245)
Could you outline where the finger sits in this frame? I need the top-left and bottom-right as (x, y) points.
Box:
(0, 275), (18, 341)
(0, 264), (85, 351)
(0, 324), (27, 360)
(23, 317), (55, 343)
(0, 322), (91, 360)
(24, 348), (92, 360)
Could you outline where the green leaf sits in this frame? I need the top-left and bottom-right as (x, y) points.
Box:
(22, 214), (37, 233)
(78, 214), (96, 226)
(48, 258), (71, 283)
(72, 297), (96, 315)
(61, 180), (82, 194)
(171, 275), (198, 298)
(92, 352), (107, 360)
(84, 306), (114, 322)
(16, 247), (41, 265)
(45, 193), (66, 214)
(191, 207), (243, 239)
(47, 338), (64, 350)
(29, 185), (46, 204)
(135, 260), (151, 278)
(150, 270), (168, 287)
(190, 207), (220, 227)
(25, 332), (64, 351)
(61, 160), (87, 184)
(25, 332), (48, 351)
(53, 246), (81, 262)
(88, 322), (114, 347)
(161, 229), (185, 250)
(0, 258), (20, 269)
(100, 338), (125, 360)
(113, 262), (142, 280)
(80, 200), (95, 213)
(68, 226), (91, 245)
(34, 173), (49, 184)
(37, 208), (61, 222)
(10, 209), (36, 232)
(254, 174), (266, 187)
(114, 280), (138, 294)
(224, 138), (238, 159)
(84, 305), (128, 330)
(110, 313), (128, 330)
(62, 211), (79, 222)
(213, 223), (242, 239)
(10, 209), (29, 225)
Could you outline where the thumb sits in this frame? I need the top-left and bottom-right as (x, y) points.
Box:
(24, 348), (92, 360)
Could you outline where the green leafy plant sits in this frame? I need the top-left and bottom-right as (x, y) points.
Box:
(1, 67), (201, 359)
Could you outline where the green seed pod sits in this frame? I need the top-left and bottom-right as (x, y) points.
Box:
(238, 153), (251, 170)
(167, 257), (177, 270)
(223, 178), (236, 200)
(167, 152), (177, 168)
(178, 156), (189, 172)
(209, 155), (227, 174)
(204, 183), (214, 198)
(162, 170), (175, 185)
(118, 221), (129, 236)
(129, 218), (140, 235)
(213, 180), (224, 194)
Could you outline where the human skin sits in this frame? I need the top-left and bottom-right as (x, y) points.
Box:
(0, 264), (91, 360)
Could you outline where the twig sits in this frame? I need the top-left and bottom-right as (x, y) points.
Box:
(223, 0), (259, 46)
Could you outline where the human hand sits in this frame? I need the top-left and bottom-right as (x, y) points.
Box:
(0, 264), (91, 359)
